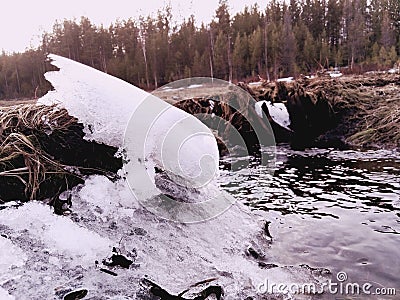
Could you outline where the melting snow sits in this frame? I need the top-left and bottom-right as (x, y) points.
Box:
(328, 71), (343, 78)
(0, 202), (113, 265)
(277, 77), (294, 82)
(0, 55), (329, 299)
(0, 176), (329, 299)
(248, 81), (264, 87)
(255, 101), (291, 131)
(39, 54), (219, 204)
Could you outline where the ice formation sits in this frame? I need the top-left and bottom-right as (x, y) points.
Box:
(255, 101), (291, 131)
(39, 55), (220, 205)
(0, 55), (329, 299)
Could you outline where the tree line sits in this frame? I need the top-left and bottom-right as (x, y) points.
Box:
(0, 0), (399, 100)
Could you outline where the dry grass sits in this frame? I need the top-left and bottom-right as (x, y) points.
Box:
(0, 104), (78, 199)
(317, 75), (400, 149)
(249, 74), (400, 149)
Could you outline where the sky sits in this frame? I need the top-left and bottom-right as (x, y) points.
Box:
(1, 0), (267, 53)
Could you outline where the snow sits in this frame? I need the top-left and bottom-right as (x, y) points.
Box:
(0, 176), (329, 299)
(209, 99), (215, 110)
(0, 236), (27, 280)
(277, 77), (294, 82)
(255, 101), (291, 131)
(187, 84), (203, 89)
(0, 288), (14, 300)
(249, 81), (264, 87)
(38, 55), (220, 205)
(305, 75), (316, 79)
(328, 71), (343, 78)
(0, 202), (113, 265)
(38, 54), (147, 148)
(248, 81), (264, 87)
(0, 55), (330, 298)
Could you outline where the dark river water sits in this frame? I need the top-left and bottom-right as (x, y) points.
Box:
(219, 145), (399, 298)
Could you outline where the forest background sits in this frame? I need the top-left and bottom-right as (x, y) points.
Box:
(0, 0), (399, 100)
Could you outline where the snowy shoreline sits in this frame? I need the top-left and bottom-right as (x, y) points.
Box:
(0, 56), (330, 299)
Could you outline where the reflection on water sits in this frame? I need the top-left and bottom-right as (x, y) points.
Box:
(219, 145), (400, 296)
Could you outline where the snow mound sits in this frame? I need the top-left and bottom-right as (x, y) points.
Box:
(38, 55), (220, 206)
(0, 176), (330, 299)
(328, 71), (343, 78)
(38, 54), (147, 148)
(0, 235), (27, 282)
(255, 101), (291, 131)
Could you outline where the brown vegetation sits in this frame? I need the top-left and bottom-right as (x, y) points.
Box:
(0, 104), (122, 205)
(168, 73), (400, 151)
(249, 73), (400, 149)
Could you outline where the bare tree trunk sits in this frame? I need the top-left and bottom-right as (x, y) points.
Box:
(209, 54), (214, 79)
(142, 42), (150, 89)
(227, 34), (233, 82)
(4, 74), (9, 97)
(264, 19), (270, 82)
(15, 65), (21, 94)
(209, 28), (215, 80)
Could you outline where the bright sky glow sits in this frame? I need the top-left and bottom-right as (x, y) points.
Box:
(1, 0), (267, 53)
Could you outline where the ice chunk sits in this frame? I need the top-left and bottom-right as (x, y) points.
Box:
(38, 54), (147, 148)
(0, 174), (330, 299)
(255, 101), (291, 131)
(0, 202), (113, 265)
(38, 55), (220, 204)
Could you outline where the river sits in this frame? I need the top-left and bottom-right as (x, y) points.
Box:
(219, 145), (399, 298)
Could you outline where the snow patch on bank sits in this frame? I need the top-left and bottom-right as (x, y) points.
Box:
(255, 101), (291, 131)
(277, 77), (294, 82)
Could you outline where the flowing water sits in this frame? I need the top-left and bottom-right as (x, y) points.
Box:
(219, 145), (400, 298)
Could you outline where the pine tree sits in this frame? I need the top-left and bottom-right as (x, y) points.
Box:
(380, 11), (395, 49)
(233, 33), (249, 80)
(281, 8), (297, 76)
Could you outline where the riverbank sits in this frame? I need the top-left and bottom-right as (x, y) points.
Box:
(0, 56), (399, 299)
(246, 73), (400, 150)
(0, 55), (334, 300)
(153, 73), (400, 152)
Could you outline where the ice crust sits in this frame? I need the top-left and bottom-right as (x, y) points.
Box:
(0, 55), (329, 299)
